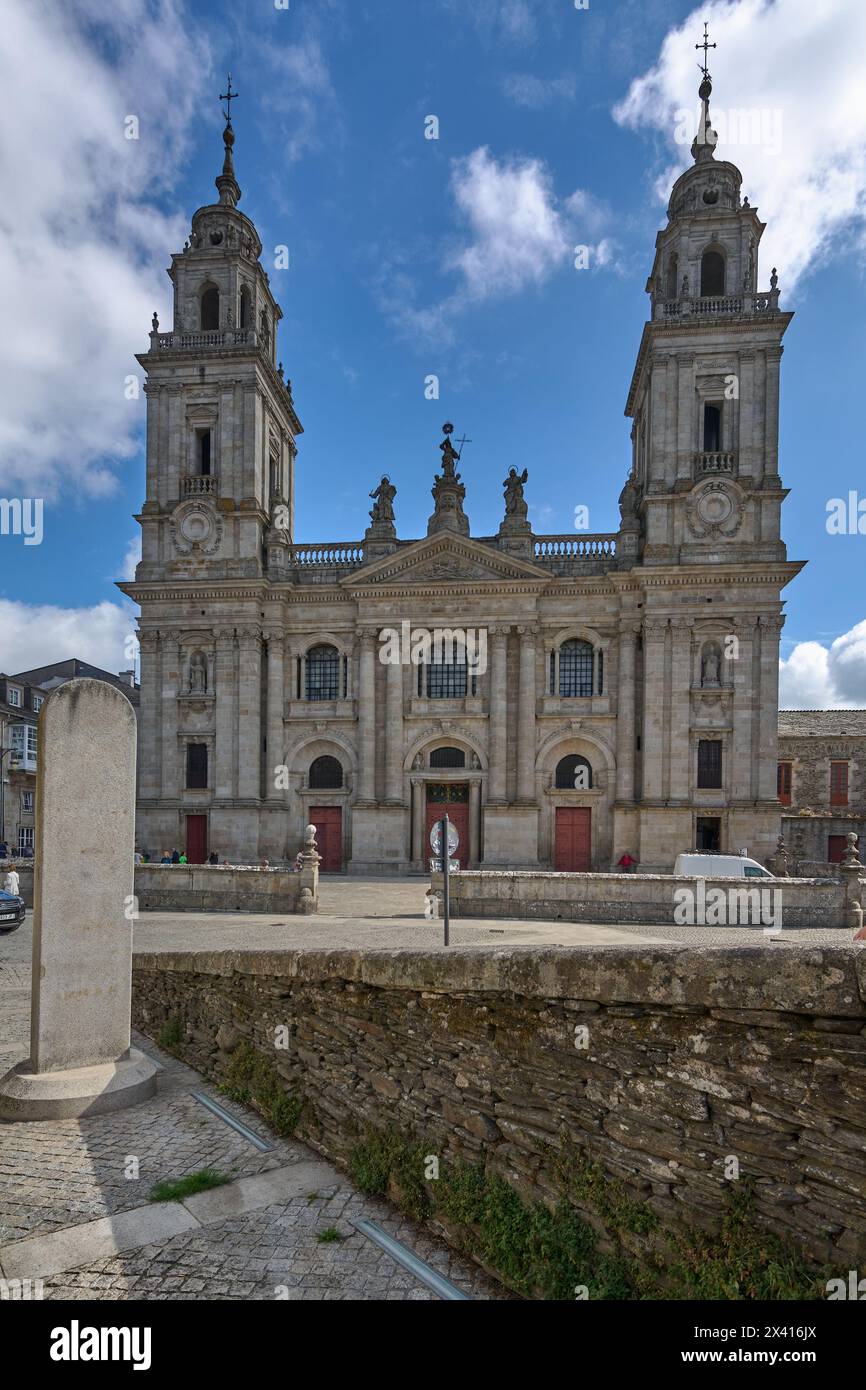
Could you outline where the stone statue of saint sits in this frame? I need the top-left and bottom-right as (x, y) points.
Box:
(618, 471), (639, 528)
(702, 648), (720, 686)
(503, 467), (529, 519)
(189, 652), (207, 693)
(369, 475), (396, 525)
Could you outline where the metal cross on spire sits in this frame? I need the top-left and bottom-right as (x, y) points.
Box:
(695, 21), (716, 78)
(220, 73), (239, 124)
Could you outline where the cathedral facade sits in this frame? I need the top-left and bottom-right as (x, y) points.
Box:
(122, 73), (802, 874)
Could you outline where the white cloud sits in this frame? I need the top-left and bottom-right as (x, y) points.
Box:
(120, 536), (141, 582)
(0, 0), (208, 500)
(380, 150), (615, 345)
(780, 619), (866, 708)
(0, 598), (135, 677)
(612, 0), (866, 291)
(501, 73), (577, 109)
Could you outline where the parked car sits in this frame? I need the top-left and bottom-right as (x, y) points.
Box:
(0, 889), (25, 932)
(674, 852), (773, 879)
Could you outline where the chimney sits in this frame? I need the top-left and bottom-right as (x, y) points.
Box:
(117, 670), (135, 687)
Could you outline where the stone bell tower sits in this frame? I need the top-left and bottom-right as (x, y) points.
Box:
(133, 89), (302, 587)
(617, 31), (804, 870)
(122, 85), (303, 861)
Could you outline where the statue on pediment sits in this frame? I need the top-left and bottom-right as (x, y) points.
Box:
(503, 467), (529, 519)
(369, 475), (396, 525)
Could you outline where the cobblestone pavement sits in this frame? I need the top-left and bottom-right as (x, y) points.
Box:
(0, 920), (507, 1301)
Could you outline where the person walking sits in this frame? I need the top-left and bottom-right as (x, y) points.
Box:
(4, 864), (20, 898)
(617, 852), (637, 873)
(170, 848), (180, 864)
(178, 851), (187, 864)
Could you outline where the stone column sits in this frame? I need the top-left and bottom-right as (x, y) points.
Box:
(411, 777), (424, 863)
(0, 680), (157, 1118)
(469, 779), (481, 865)
(757, 616), (783, 800)
(615, 624), (637, 802)
(730, 619), (757, 801)
(138, 631), (160, 799)
(160, 633), (179, 800)
(764, 346), (783, 477)
(237, 627), (262, 801)
(357, 628), (377, 802)
(385, 643), (404, 803)
(215, 629), (236, 800)
(668, 621), (693, 801)
(641, 620), (668, 800)
(487, 626), (509, 802)
(265, 628), (285, 800)
(517, 625), (537, 802)
(675, 353), (695, 484)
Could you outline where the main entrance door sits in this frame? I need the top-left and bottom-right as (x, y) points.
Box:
(425, 784), (470, 867)
(309, 806), (343, 872)
(186, 814), (207, 864)
(554, 807), (591, 871)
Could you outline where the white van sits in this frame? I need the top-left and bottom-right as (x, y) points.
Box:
(674, 852), (773, 879)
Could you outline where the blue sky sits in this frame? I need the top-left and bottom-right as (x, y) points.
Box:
(2, 0), (865, 705)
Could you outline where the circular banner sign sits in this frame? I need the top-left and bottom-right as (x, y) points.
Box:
(430, 821), (459, 857)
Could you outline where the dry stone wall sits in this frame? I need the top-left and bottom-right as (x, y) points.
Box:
(132, 944), (866, 1281)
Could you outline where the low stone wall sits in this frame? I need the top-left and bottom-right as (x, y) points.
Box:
(134, 864), (318, 915)
(132, 943), (866, 1291)
(432, 869), (854, 929)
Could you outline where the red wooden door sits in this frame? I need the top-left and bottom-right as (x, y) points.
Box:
(186, 814), (208, 864)
(425, 797), (469, 867)
(554, 808), (591, 871)
(310, 806), (342, 872)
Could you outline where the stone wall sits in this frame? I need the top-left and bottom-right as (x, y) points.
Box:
(134, 863), (317, 914)
(433, 868), (852, 929)
(132, 944), (866, 1282)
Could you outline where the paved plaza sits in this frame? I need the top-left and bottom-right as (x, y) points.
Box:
(0, 919), (506, 1301)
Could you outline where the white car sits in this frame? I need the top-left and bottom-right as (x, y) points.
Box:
(674, 853), (773, 879)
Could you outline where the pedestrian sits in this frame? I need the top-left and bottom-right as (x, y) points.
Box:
(178, 851), (188, 864)
(160, 851), (171, 864)
(171, 848), (180, 864)
(4, 863), (20, 898)
(133, 848), (142, 866)
(0, 841), (7, 859)
(208, 850), (219, 865)
(617, 852), (637, 873)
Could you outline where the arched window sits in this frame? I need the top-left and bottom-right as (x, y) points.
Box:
(430, 746), (465, 768)
(305, 644), (341, 701)
(555, 754), (593, 790)
(666, 252), (678, 299)
(200, 284), (219, 331)
(239, 284), (251, 329)
(309, 755), (343, 789)
(558, 640), (594, 698)
(700, 250), (725, 297)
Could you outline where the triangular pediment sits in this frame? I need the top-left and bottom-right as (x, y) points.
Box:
(341, 534), (551, 588)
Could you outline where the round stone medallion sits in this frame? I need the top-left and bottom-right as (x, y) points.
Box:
(686, 481), (743, 539)
(697, 489), (733, 525)
(171, 500), (223, 556)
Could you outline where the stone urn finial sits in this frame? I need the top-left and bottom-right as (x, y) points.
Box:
(842, 831), (863, 870)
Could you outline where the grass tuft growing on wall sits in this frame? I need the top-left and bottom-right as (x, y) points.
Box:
(220, 1039), (302, 1137)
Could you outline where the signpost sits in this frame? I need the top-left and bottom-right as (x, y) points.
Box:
(430, 817), (459, 947)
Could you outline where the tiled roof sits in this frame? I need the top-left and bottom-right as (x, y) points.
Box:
(778, 710), (866, 737)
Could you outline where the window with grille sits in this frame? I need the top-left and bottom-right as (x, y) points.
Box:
(305, 645), (342, 701)
(559, 640), (593, 698)
(422, 656), (473, 698)
(430, 746), (465, 768)
(309, 755), (343, 789)
(697, 739), (722, 789)
(186, 743), (208, 789)
(777, 762), (792, 804)
(830, 761), (849, 806)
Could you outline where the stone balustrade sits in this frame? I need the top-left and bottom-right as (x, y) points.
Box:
(693, 451), (735, 474)
(658, 288), (780, 319)
(152, 329), (258, 351)
(183, 474), (219, 497)
(533, 534), (617, 560)
(288, 541), (366, 568)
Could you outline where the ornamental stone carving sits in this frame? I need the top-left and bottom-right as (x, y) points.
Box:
(685, 480), (744, 539)
(170, 499), (223, 556)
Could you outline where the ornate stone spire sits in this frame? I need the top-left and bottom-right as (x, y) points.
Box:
(691, 23), (718, 164)
(427, 423), (470, 537)
(215, 74), (241, 207)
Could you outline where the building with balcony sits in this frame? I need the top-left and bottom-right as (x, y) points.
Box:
(120, 64), (803, 873)
(0, 674), (43, 857)
(777, 711), (866, 872)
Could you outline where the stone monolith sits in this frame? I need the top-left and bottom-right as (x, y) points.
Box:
(0, 678), (158, 1119)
